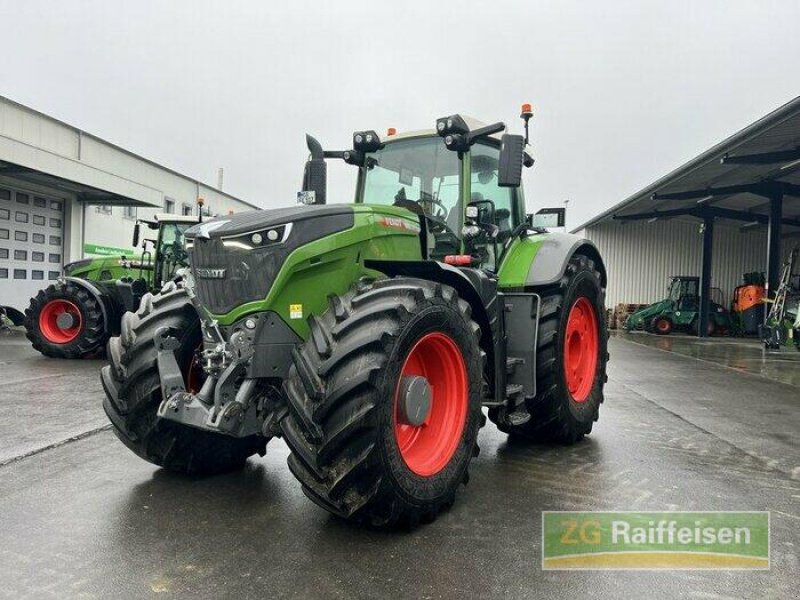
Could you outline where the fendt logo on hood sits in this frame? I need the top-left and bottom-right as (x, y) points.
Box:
(196, 268), (227, 279)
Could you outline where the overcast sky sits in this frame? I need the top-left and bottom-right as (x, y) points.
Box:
(2, 0), (798, 229)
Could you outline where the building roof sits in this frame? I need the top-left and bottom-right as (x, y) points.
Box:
(572, 96), (800, 234)
(0, 94), (260, 210)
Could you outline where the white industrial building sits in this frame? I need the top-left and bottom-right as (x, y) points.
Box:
(573, 96), (800, 325)
(0, 95), (259, 319)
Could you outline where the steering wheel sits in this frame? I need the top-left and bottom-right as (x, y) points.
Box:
(417, 196), (448, 220)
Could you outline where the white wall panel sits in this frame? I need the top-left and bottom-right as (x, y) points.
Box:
(577, 219), (794, 308)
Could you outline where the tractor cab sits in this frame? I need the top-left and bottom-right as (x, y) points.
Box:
(352, 124), (527, 269)
(301, 111), (536, 272)
(668, 276), (700, 312)
(133, 214), (197, 289)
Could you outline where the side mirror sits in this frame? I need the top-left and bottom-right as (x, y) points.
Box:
(498, 134), (524, 187)
(526, 213), (534, 227)
(132, 222), (140, 247)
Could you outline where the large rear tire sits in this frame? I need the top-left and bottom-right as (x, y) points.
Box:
(24, 281), (107, 358)
(101, 283), (267, 474)
(281, 278), (484, 527)
(491, 254), (607, 443)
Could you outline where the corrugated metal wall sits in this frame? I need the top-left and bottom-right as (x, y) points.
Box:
(578, 220), (797, 308)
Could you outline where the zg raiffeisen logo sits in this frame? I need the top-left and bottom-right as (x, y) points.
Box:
(542, 512), (769, 570)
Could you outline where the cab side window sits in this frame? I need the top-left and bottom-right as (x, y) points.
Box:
(470, 143), (518, 240)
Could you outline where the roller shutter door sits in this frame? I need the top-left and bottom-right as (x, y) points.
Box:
(0, 186), (65, 312)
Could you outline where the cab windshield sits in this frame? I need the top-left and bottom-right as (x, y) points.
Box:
(362, 138), (461, 255)
(157, 222), (192, 284)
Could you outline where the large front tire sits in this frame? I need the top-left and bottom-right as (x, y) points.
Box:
(281, 278), (483, 527)
(24, 282), (107, 358)
(101, 284), (267, 474)
(491, 254), (607, 443)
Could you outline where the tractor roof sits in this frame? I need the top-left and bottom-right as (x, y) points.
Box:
(153, 213), (201, 224)
(381, 116), (503, 144)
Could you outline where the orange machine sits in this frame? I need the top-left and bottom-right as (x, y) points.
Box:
(732, 283), (765, 334)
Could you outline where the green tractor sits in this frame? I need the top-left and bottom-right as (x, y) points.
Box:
(624, 276), (730, 336)
(24, 214), (197, 358)
(101, 111), (609, 527)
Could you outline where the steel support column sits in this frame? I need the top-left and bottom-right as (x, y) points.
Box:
(766, 192), (784, 300)
(698, 216), (714, 338)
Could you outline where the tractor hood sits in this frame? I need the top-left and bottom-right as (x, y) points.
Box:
(185, 205), (355, 240)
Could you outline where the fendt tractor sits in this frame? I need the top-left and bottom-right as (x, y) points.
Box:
(101, 108), (609, 527)
(24, 214), (198, 358)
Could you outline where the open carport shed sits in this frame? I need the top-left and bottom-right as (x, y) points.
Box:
(573, 96), (800, 336)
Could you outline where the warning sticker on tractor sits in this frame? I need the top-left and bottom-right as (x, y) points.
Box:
(290, 304), (303, 319)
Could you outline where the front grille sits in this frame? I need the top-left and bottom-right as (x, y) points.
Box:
(190, 238), (284, 314)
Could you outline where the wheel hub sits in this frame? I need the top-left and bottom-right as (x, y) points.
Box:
(56, 312), (77, 330)
(397, 375), (432, 426)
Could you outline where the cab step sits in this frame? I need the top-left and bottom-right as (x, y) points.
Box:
(506, 356), (525, 374)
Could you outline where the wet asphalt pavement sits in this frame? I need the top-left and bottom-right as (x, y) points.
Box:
(0, 330), (798, 599)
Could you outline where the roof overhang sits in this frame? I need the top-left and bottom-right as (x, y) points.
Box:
(0, 159), (157, 206)
(572, 96), (800, 235)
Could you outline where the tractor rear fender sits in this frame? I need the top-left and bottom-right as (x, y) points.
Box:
(500, 232), (607, 289)
(365, 259), (505, 400)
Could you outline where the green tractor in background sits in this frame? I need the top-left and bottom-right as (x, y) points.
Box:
(102, 109), (609, 527)
(624, 275), (730, 336)
(24, 214), (198, 358)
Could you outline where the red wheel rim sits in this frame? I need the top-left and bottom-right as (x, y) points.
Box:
(657, 319), (670, 333)
(564, 297), (599, 403)
(393, 332), (468, 477)
(38, 299), (83, 344)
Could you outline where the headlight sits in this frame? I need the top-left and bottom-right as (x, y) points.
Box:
(221, 223), (292, 250)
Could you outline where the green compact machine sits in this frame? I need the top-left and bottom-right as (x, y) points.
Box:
(102, 109), (609, 527)
(624, 276), (731, 336)
(24, 215), (198, 358)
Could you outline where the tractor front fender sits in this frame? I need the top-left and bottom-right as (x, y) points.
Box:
(499, 232), (606, 289)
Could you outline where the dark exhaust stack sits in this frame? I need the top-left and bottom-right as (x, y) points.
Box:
(301, 134), (327, 205)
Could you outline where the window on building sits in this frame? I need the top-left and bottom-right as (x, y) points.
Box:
(123, 206), (137, 219)
(95, 205), (113, 215)
(33, 215), (46, 226)
(164, 198), (175, 214)
(182, 204), (193, 216)
(16, 193), (29, 205)
(34, 197), (47, 208)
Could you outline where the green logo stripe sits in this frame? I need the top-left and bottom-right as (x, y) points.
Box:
(542, 512), (769, 570)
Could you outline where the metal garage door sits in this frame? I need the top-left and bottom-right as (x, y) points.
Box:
(0, 186), (65, 313)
